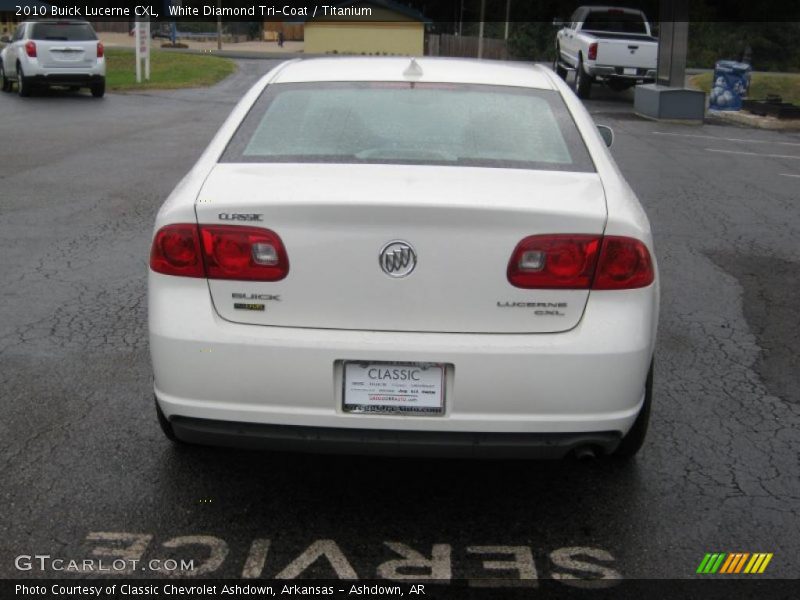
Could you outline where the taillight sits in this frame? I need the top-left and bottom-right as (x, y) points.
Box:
(97, 41), (104, 58)
(199, 225), (288, 281)
(587, 43), (598, 61)
(507, 234), (653, 290)
(149, 224), (289, 281)
(508, 235), (601, 289)
(593, 236), (654, 290)
(150, 224), (204, 278)
(25, 41), (37, 58)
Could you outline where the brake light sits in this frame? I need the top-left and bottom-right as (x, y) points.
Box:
(593, 236), (654, 290)
(150, 224), (204, 278)
(588, 42), (598, 61)
(149, 224), (289, 281)
(507, 235), (653, 290)
(25, 41), (36, 58)
(200, 225), (288, 281)
(508, 235), (601, 289)
(97, 41), (104, 58)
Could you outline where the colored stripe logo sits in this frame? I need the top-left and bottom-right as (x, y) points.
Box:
(697, 553), (773, 574)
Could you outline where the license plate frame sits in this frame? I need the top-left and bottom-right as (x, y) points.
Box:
(341, 361), (446, 416)
(623, 67), (637, 75)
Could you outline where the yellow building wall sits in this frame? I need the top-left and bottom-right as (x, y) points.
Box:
(304, 22), (424, 56)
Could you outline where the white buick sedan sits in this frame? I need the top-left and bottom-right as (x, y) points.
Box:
(148, 57), (658, 459)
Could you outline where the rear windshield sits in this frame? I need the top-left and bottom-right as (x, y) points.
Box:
(582, 12), (648, 35)
(221, 82), (595, 172)
(30, 22), (97, 41)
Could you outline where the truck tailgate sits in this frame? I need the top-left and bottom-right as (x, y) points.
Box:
(595, 38), (657, 70)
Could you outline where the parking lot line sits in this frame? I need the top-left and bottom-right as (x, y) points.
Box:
(654, 131), (800, 147)
(705, 148), (800, 160)
(779, 173), (800, 178)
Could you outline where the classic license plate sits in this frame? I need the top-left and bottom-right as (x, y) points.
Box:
(623, 67), (637, 75)
(342, 361), (445, 416)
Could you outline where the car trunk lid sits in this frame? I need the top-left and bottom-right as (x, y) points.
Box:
(195, 163), (607, 334)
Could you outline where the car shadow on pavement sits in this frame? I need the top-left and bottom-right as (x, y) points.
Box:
(14, 86), (100, 99)
(152, 442), (646, 549)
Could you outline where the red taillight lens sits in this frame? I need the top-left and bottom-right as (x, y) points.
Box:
(200, 225), (288, 281)
(150, 224), (289, 281)
(588, 43), (598, 61)
(97, 41), (104, 58)
(508, 235), (601, 289)
(507, 234), (654, 290)
(593, 236), (654, 290)
(150, 224), (204, 278)
(25, 41), (37, 58)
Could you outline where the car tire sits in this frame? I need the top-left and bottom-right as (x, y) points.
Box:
(90, 79), (105, 98)
(612, 358), (654, 459)
(575, 57), (593, 99)
(17, 64), (31, 97)
(553, 47), (567, 80)
(155, 397), (182, 443)
(0, 63), (11, 92)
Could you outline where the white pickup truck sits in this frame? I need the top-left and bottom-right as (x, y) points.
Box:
(554, 6), (657, 99)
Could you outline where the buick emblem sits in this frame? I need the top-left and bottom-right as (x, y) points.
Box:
(379, 241), (417, 278)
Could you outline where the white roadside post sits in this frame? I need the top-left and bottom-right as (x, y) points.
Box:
(135, 19), (151, 82)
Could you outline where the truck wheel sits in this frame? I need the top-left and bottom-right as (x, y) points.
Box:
(575, 57), (593, 99)
(613, 359), (654, 459)
(553, 47), (567, 80)
(0, 64), (11, 92)
(17, 64), (31, 97)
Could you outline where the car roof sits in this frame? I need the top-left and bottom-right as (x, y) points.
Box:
(272, 57), (556, 90)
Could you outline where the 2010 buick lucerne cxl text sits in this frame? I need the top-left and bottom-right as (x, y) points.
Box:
(148, 57), (659, 459)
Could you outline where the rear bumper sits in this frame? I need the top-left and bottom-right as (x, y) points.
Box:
(150, 273), (659, 448)
(586, 65), (656, 80)
(171, 417), (622, 458)
(28, 73), (104, 86)
(17, 55), (105, 80)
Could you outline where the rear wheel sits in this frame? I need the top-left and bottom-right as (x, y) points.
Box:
(90, 78), (105, 98)
(613, 359), (654, 459)
(155, 397), (182, 443)
(17, 64), (31, 97)
(553, 47), (567, 79)
(574, 57), (593, 99)
(0, 63), (11, 92)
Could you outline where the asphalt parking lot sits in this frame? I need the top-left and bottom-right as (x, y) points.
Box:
(1, 59), (798, 583)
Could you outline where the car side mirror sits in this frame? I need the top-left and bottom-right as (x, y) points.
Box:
(0, 36), (11, 44)
(597, 125), (614, 147)
(552, 18), (564, 28)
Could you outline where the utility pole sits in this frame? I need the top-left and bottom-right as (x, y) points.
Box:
(216, 0), (222, 51)
(504, 0), (511, 40)
(170, 0), (180, 45)
(477, 0), (486, 58)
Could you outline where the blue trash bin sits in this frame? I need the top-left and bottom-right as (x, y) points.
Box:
(709, 60), (752, 111)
